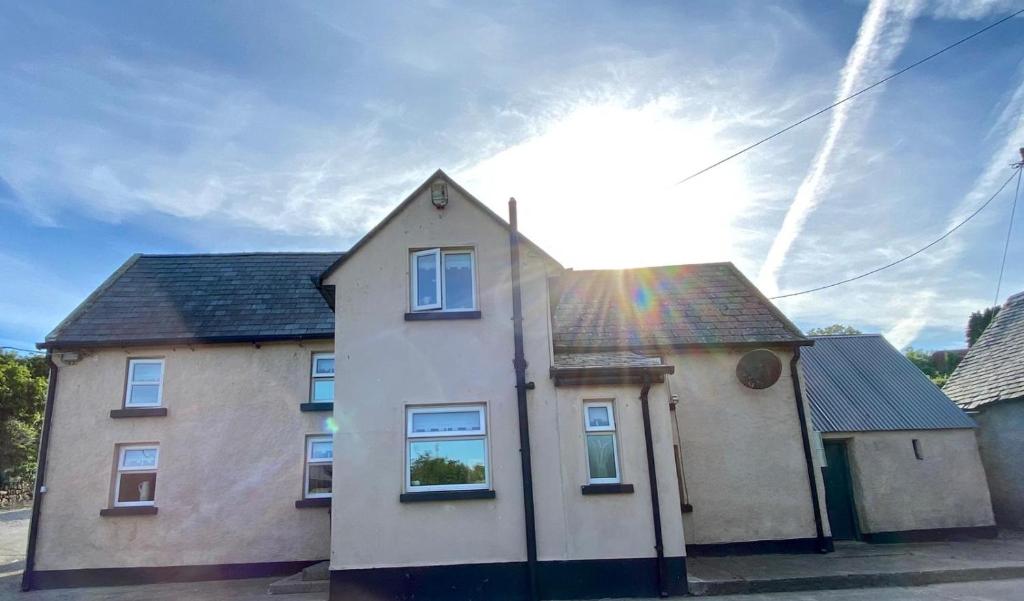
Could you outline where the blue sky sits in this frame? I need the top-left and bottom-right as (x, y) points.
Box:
(1, 0), (1022, 353)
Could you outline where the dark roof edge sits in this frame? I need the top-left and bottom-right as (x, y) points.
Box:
(553, 340), (813, 354)
(43, 254), (143, 345)
(137, 251), (344, 258)
(819, 424), (976, 433)
(550, 364), (675, 387)
(550, 365), (676, 376)
(723, 262), (807, 341)
(319, 169), (563, 283)
(38, 332), (335, 351)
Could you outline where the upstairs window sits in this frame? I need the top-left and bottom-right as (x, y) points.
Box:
(114, 445), (159, 507)
(583, 401), (620, 484)
(305, 436), (333, 498)
(407, 405), (488, 492)
(125, 359), (164, 407)
(410, 249), (475, 312)
(310, 353), (335, 403)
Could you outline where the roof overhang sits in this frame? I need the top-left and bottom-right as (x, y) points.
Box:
(38, 332), (335, 351)
(553, 339), (813, 355)
(550, 364), (675, 387)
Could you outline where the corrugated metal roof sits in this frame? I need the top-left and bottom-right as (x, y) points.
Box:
(801, 334), (975, 432)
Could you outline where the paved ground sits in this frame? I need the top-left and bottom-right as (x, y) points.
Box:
(3, 507), (1023, 600)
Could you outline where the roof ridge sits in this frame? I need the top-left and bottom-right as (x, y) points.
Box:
(811, 333), (883, 338)
(564, 261), (735, 274)
(139, 251), (345, 258)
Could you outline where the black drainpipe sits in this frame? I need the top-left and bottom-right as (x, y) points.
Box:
(21, 352), (59, 591)
(639, 378), (669, 597)
(509, 198), (539, 601)
(790, 346), (829, 553)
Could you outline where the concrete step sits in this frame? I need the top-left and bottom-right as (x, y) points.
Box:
(268, 572), (328, 595)
(302, 561), (329, 581)
(688, 565), (1024, 596)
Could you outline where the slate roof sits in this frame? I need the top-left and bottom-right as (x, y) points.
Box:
(944, 291), (1024, 410)
(550, 263), (807, 352)
(42, 253), (342, 349)
(553, 351), (664, 368)
(801, 334), (975, 432)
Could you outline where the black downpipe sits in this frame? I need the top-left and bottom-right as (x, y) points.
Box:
(639, 380), (669, 597)
(508, 198), (539, 601)
(21, 352), (59, 591)
(790, 346), (829, 553)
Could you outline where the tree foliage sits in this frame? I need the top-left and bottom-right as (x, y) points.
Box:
(0, 351), (48, 485)
(409, 453), (485, 486)
(806, 324), (863, 336)
(904, 348), (961, 387)
(966, 306), (1000, 347)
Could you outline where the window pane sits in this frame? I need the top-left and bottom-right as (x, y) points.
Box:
(313, 379), (334, 402)
(128, 384), (160, 406)
(307, 464), (332, 495)
(443, 253), (473, 309)
(415, 253), (439, 307)
(409, 439), (486, 487)
(586, 406), (611, 429)
(117, 473), (157, 503)
(587, 434), (617, 480)
(122, 448), (158, 469)
(310, 440), (333, 460)
(411, 410), (481, 434)
(314, 357), (335, 375)
(132, 363), (162, 382)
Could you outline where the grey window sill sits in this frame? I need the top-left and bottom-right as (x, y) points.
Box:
(100, 506), (158, 517)
(404, 310), (481, 321)
(581, 483), (635, 495)
(295, 497), (331, 508)
(300, 402), (333, 412)
(110, 407), (167, 418)
(399, 489), (496, 503)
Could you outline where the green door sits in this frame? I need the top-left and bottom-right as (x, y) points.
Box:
(823, 441), (859, 541)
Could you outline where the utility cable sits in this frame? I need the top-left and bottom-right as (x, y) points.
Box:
(676, 8), (1024, 186)
(0, 346), (44, 354)
(770, 166), (1022, 300)
(994, 164), (1022, 305)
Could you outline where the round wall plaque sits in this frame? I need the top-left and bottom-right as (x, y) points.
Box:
(736, 349), (782, 389)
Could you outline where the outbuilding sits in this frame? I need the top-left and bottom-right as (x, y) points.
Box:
(800, 334), (995, 542)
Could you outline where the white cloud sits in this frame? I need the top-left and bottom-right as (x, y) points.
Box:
(758, 0), (923, 297)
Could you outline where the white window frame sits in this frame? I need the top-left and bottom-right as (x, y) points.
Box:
(113, 445), (159, 507)
(409, 248), (476, 312)
(406, 404), (489, 492)
(310, 352), (335, 403)
(305, 435), (333, 499)
(124, 359), (164, 408)
(583, 400), (621, 484)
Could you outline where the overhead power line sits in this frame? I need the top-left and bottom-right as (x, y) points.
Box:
(994, 155), (1023, 305)
(770, 165), (1023, 300)
(676, 8), (1024, 186)
(1, 345), (44, 355)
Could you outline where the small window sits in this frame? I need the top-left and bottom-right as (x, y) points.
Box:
(407, 405), (488, 492)
(125, 359), (164, 407)
(114, 445), (158, 507)
(305, 436), (333, 498)
(310, 353), (335, 403)
(912, 439), (924, 460)
(410, 249), (476, 312)
(583, 401), (620, 484)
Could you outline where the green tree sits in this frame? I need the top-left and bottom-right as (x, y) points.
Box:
(0, 351), (48, 485)
(966, 306), (1000, 347)
(904, 348), (960, 387)
(806, 324), (863, 336)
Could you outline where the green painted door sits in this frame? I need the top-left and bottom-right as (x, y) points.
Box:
(823, 441), (859, 540)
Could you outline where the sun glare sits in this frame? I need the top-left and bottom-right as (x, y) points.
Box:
(461, 96), (758, 270)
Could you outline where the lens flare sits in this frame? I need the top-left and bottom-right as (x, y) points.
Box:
(324, 417), (338, 433)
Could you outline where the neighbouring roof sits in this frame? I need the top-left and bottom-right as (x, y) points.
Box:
(550, 263), (807, 353)
(944, 291), (1024, 410)
(41, 253), (342, 349)
(801, 334), (975, 432)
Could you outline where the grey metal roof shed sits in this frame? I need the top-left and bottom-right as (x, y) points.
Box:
(801, 334), (975, 432)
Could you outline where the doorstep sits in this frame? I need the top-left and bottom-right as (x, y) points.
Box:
(687, 531), (1024, 596)
(268, 561), (329, 595)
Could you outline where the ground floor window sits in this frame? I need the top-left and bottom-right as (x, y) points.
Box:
(406, 404), (488, 492)
(583, 401), (620, 483)
(305, 436), (333, 498)
(114, 445), (158, 506)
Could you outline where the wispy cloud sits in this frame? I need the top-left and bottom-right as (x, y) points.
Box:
(758, 0), (923, 297)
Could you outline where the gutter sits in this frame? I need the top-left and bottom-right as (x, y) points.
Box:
(38, 332), (335, 351)
(639, 379), (669, 597)
(21, 352), (59, 591)
(790, 346), (830, 553)
(509, 198), (539, 601)
(550, 365), (674, 387)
